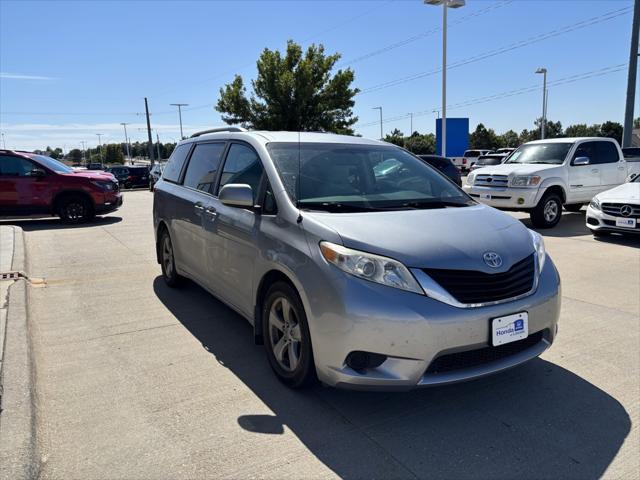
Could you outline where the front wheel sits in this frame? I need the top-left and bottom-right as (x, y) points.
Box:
(58, 195), (93, 224)
(530, 193), (563, 229)
(262, 282), (316, 388)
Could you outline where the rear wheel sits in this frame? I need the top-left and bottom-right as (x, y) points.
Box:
(530, 192), (562, 229)
(564, 203), (583, 212)
(58, 195), (93, 224)
(262, 282), (316, 388)
(159, 230), (183, 287)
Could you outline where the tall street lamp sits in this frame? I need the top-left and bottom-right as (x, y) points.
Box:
(424, 0), (465, 157)
(535, 67), (548, 139)
(96, 133), (104, 162)
(120, 123), (131, 164)
(408, 112), (414, 135)
(170, 103), (189, 139)
(373, 106), (383, 140)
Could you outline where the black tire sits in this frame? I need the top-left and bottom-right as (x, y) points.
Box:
(124, 181), (132, 190)
(159, 229), (184, 287)
(58, 195), (93, 224)
(564, 203), (583, 212)
(262, 282), (316, 388)
(530, 192), (563, 229)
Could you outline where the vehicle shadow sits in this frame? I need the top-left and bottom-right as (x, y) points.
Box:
(153, 276), (631, 479)
(0, 215), (122, 232)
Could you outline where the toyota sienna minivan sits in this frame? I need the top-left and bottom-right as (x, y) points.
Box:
(153, 128), (560, 390)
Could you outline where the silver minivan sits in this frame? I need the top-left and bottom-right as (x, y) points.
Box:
(153, 128), (560, 390)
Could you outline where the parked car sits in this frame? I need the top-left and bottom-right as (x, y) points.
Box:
(0, 150), (122, 222)
(469, 153), (509, 172)
(106, 165), (150, 189)
(417, 154), (462, 186)
(153, 128), (560, 390)
(494, 148), (517, 155)
(459, 149), (491, 172)
(149, 162), (165, 191)
(586, 173), (640, 236)
(87, 162), (105, 170)
(463, 137), (640, 228)
(622, 147), (640, 161)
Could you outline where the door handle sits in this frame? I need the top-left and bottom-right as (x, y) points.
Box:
(204, 207), (217, 219)
(194, 203), (204, 215)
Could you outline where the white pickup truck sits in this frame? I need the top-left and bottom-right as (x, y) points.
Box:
(463, 137), (640, 228)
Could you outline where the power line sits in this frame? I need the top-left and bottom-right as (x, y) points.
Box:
(356, 63), (627, 128)
(358, 6), (632, 95)
(340, 0), (514, 67)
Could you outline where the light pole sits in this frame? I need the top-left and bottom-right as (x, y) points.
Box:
(408, 113), (414, 135)
(80, 141), (87, 164)
(623, 0), (640, 147)
(170, 103), (188, 139)
(120, 123), (131, 164)
(373, 106), (383, 140)
(425, 0), (465, 157)
(535, 68), (548, 139)
(96, 133), (104, 162)
(1, 132), (6, 149)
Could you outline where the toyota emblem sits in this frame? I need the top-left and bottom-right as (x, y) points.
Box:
(620, 205), (633, 217)
(483, 252), (503, 268)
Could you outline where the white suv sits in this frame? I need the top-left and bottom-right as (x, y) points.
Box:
(463, 137), (640, 228)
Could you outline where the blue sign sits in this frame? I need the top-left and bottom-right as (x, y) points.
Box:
(436, 118), (469, 157)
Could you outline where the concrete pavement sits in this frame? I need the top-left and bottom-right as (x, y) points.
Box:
(2, 191), (639, 479)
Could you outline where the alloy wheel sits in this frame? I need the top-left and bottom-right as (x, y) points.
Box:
(544, 199), (559, 223)
(162, 235), (174, 278)
(268, 297), (302, 372)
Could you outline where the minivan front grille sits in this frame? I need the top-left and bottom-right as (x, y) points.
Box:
(425, 330), (545, 374)
(474, 174), (508, 187)
(601, 203), (640, 219)
(422, 254), (535, 305)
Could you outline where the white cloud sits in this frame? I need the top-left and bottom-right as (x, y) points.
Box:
(0, 72), (56, 81)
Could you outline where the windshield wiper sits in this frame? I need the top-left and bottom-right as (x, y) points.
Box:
(400, 200), (473, 209)
(299, 202), (383, 213)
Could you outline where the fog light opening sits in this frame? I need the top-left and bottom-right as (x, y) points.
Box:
(517, 197), (525, 205)
(345, 351), (387, 372)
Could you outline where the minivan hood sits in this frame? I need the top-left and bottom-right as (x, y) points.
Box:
(473, 163), (561, 176)
(305, 204), (535, 272)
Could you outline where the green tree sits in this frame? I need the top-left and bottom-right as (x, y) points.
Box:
(384, 128), (404, 147)
(598, 121), (623, 145)
(498, 130), (519, 147)
(634, 117), (640, 129)
(104, 144), (124, 164)
(565, 123), (600, 137)
(534, 118), (563, 138)
(405, 133), (435, 154)
(216, 40), (359, 133)
(68, 149), (82, 163)
(469, 123), (499, 149)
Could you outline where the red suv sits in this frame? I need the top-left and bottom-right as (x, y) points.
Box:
(0, 150), (123, 223)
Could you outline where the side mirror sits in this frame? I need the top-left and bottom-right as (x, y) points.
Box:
(573, 156), (590, 166)
(29, 168), (47, 177)
(219, 183), (254, 208)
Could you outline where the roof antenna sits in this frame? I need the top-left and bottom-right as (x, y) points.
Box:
(296, 127), (303, 224)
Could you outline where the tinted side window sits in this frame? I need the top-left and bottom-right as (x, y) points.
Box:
(218, 144), (264, 202)
(572, 142), (597, 164)
(0, 156), (35, 176)
(163, 144), (191, 183)
(594, 142), (620, 164)
(183, 143), (225, 193)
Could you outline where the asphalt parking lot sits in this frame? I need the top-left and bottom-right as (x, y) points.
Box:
(6, 190), (640, 479)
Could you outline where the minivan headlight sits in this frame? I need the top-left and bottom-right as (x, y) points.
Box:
(319, 241), (423, 294)
(511, 175), (541, 187)
(529, 230), (546, 273)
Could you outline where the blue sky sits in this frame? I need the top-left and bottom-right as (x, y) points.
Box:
(0, 0), (635, 151)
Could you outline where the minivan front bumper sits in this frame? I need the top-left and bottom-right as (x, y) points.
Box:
(303, 257), (560, 390)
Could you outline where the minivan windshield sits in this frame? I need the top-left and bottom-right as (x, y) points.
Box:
(30, 154), (74, 174)
(266, 143), (473, 212)
(506, 143), (572, 165)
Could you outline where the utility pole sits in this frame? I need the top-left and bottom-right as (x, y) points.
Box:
(96, 133), (104, 162)
(535, 68), (548, 139)
(170, 103), (188, 139)
(120, 122), (131, 164)
(1, 132), (6, 149)
(408, 113), (414, 135)
(80, 141), (87, 164)
(623, 0), (640, 147)
(145, 97), (154, 161)
(156, 131), (161, 160)
(373, 106), (383, 140)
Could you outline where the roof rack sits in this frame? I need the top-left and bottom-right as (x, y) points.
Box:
(190, 127), (247, 138)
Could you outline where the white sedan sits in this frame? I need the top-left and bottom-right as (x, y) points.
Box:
(586, 174), (640, 236)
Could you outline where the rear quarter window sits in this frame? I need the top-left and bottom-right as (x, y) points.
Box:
(163, 144), (191, 183)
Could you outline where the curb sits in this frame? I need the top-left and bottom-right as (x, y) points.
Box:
(0, 226), (39, 480)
